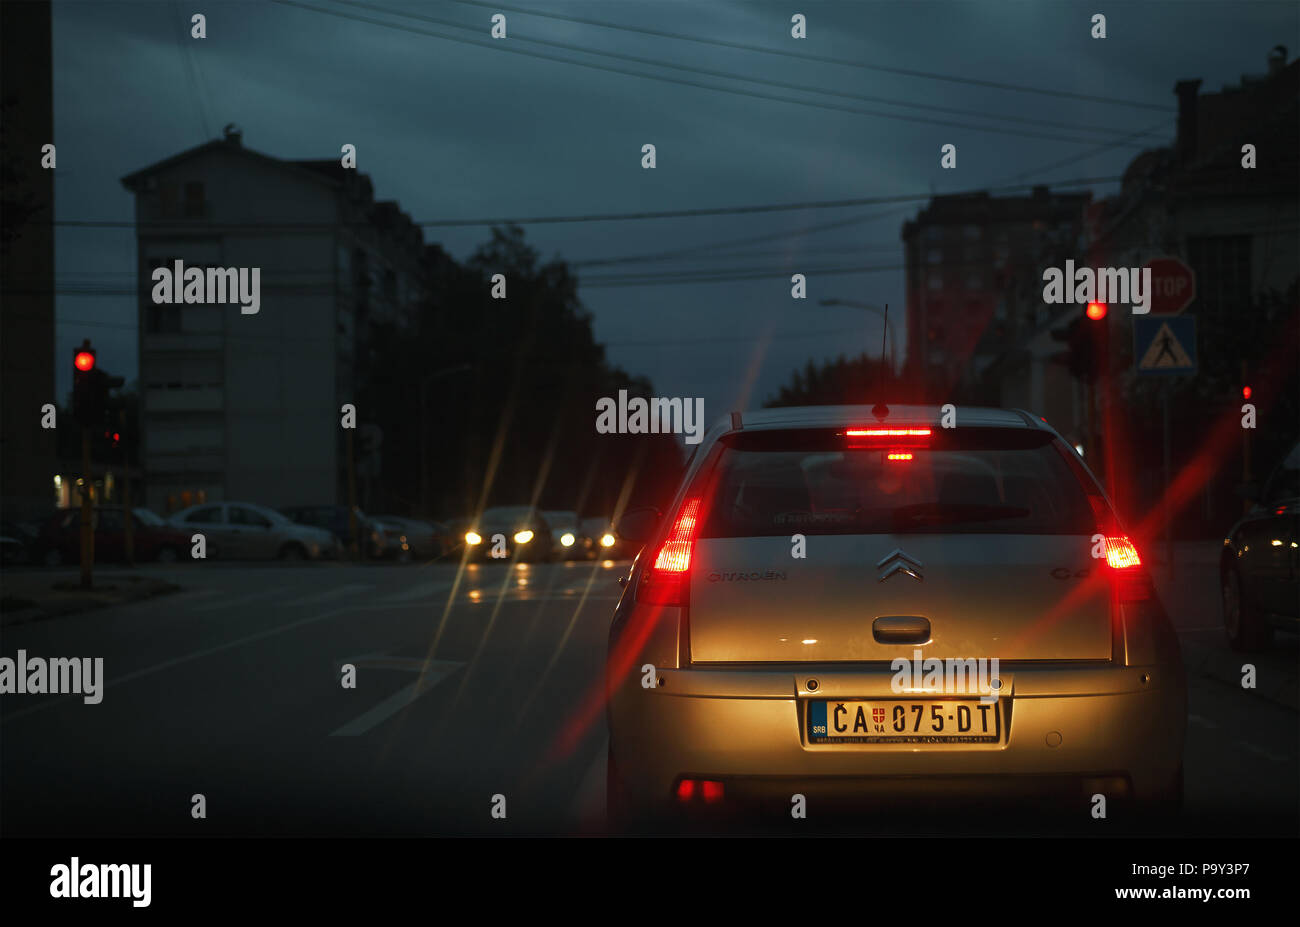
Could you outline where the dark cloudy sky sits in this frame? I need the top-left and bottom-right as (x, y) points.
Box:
(52, 0), (1299, 414)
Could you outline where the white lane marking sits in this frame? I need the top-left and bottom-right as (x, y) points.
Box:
(1, 604), (355, 725)
(330, 660), (464, 737)
(283, 583), (374, 607)
(1188, 713), (1219, 729)
(192, 587), (298, 613)
(569, 737), (609, 829)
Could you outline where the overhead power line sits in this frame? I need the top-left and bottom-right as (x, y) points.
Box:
(326, 0), (1152, 144)
(271, 0), (1153, 147)
(434, 0), (1175, 112)
(54, 174), (1123, 230)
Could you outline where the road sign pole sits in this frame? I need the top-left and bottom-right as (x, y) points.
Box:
(122, 409), (134, 567)
(1162, 383), (1173, 580)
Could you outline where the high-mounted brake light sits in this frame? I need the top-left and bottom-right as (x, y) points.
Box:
(845, 428), (931, 437)
(886, 452), (913, 461)
(638, 497), (704, 606)
(844, 427), (931, 450)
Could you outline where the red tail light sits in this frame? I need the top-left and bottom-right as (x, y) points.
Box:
(1103, 536), (1141, 570)
(638, 497), (703, 606)
(675, 778), (724, 804)
(1103, 534), (1150, 601)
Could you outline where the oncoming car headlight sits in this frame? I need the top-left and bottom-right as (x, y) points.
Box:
(560, 532), (575, 547)
(465, 531), (482, 545)
(600, 533), (616, 548)
(514, 530), (534, 544)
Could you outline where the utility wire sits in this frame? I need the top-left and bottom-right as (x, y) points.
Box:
(328, 0), (1150, 141)
(271, 0), (1151, 147)
(53, 175), (1123, 229)
(434, 0), (1175, 112)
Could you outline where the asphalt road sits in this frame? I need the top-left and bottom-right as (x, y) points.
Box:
(1, 542), (1295, 837)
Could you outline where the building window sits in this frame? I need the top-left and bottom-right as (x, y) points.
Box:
(183, 182), (205, 218)
(1187, 236), (1251, 317)
(145, 257), (181, 333)
(928, 272), (943, 290)
(924, 225), (942, 244)
(926, 249), (942, 265)
(963, 224), (981, 241)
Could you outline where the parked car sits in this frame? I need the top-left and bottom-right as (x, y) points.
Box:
(0, 519), (39, 564)
(279, 504), (385, 559)
(171, 502), (335, 560)
(606, 405), (1186, 827)
(371, 516), (449, 561)
(1220, 439), (1299, 649)
(544, 510), (595, 561)
(461, 507), (554, 562)
(32, 506), (190, 566)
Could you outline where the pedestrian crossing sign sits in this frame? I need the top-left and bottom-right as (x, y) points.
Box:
(1134, 315), (1197, 376)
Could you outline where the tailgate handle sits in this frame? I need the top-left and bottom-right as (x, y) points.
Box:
(873, 616), (931, 644)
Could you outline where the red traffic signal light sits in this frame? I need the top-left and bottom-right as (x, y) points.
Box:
(1085, 302), (1107, 321)
(74, 350), (96, 371)
(1242, 386), (1252, 400)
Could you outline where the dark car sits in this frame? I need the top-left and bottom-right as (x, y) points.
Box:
(544, 510), (595, 561)
(582, 516), (631, 559)
(461, 506), (554, 562)
(279, 504), (386, 559)
(1220, 440), (1300, 649)
(371, 516), (451, 561)
(0, 519), (39, 564)
(33, 506), (189, 566)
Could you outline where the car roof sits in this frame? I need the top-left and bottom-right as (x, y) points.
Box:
(725, 404), (1038, 432)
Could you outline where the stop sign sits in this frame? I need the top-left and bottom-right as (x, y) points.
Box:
(1143, 257), (1196, 315)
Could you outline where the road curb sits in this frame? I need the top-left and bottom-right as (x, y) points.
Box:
(0, 577), (182, 628)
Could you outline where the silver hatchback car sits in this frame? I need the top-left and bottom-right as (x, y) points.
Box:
(606, 405), (1186, 827)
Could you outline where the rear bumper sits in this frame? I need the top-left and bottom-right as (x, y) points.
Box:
(609, 661), (1186, 812)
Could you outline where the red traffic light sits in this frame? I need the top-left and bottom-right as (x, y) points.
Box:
(1085, 302), (1107, 321)
(1242, 386), (1252, 400)
(74, 350), (96, 372)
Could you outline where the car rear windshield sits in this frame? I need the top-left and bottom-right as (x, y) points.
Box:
(699, 427), (1096, 537)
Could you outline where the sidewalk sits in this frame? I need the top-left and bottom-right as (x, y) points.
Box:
(0, 571), (181, 627)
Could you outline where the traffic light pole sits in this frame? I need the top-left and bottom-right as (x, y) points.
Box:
(80, 425), (94, 589)
(122, 409), (134, 566)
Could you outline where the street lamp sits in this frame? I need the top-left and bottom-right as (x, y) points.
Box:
(819, 299), (897, 372)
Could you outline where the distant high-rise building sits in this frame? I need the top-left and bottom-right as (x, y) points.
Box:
(120, 128), (429, 511)
(901, 186), (1091, 404)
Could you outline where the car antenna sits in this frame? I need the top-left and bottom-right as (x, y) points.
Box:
(871, 303), (890, 422)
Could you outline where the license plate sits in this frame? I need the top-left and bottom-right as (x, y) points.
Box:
(809, 700), (1000, 744)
